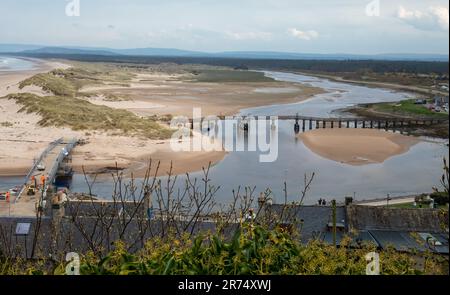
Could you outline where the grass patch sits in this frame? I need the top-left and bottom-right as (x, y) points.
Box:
(19, 72), (78, 96)
(11, 63), (274, 138)
(0, 121), (13, 127)
(372, 99), (449, 119)
(80, 92), (131, 102)
(19, 65), (136, 97)
(191, 69), (273, 83)
(7, 93), (172, 139)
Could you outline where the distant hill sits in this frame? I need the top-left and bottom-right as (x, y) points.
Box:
(20, 47), (118, 56)
(0, 44), (448, 62)
(0, 44), (42, 53)
(110, 47), (204, 57)
(214, 51), (450, 62)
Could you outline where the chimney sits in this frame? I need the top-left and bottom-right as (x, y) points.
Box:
(345, 197), (353, 206)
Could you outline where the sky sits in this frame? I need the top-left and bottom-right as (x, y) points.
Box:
(0, 0), (449, 54)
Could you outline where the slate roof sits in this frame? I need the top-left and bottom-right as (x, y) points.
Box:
(346, 205), (448, 233)
(1, 203), (448, 258)
(260, 204), (347, 241)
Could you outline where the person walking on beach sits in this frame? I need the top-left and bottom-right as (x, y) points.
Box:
(5, 191), (10, 203)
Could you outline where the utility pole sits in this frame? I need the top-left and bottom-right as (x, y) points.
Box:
(332, 199), (337, 247)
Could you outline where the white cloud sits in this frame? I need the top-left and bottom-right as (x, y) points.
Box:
(225, 31), (272, 41)
(288, 28), (319, 41)
(397, 6), (449, 31)
(430, 6), (450, 31)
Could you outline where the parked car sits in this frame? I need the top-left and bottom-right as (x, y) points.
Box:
(37, 163), (46, 171)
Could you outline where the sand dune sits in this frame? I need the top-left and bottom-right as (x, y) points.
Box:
(0, 96), (226, 177)
(0, 60), (70, 98)
(300, 129), (420, 165)
(0, 60), (227, 177)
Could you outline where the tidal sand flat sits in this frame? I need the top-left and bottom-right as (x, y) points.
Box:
(79, 68), (324, 117)
(300, 128), (420, 165)
(0, 60), (324, 177)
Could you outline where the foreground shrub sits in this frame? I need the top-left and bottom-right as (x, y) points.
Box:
(45, 226), (449, 275)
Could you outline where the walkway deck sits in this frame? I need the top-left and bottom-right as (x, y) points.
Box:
(0, 138), (77, 217)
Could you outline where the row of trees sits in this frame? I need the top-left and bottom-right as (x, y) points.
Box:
(15, 53), (450, 75)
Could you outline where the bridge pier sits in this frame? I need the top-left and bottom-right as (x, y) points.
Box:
(243, 123), (249, 132)
(294, 123), (300, 134)
(346, 121), (350, 128)
(354, 120), (358, 128)
(294, 117), (300, 133)
(316, 120), (320, 129)
(309, 120), (313, 130)
(362, 121), (366, 128)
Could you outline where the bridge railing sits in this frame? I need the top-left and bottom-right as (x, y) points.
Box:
(15, 138), (64, 203)
(190, 115), (449, 122)
(46, 138), (78, 184)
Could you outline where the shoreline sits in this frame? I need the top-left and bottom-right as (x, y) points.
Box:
(1, 59), (446, 180)
(0, 59), (228, 178)
(342, 103), (449, 139)
(288, 70), (447, 97)
(0, 59), (321, 178)
(286, 70), (448, 139)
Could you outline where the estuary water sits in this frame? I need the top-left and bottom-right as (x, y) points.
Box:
(70, 71), (448, 205)
(1, 70), (448, 205)
(0, 56), (35, 72)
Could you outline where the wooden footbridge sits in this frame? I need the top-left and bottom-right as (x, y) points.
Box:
(189, 114), (448, 133)
(4, 138), (78, 216)
(281, 115), (448, 133)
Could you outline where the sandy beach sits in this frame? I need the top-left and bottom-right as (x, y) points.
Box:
(0, 94), (227, 178)
(0, 59), (228, 177)
(0, 93), (227, 177)
(300, 128), (420, 165)
(0, 59), (70, 97)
